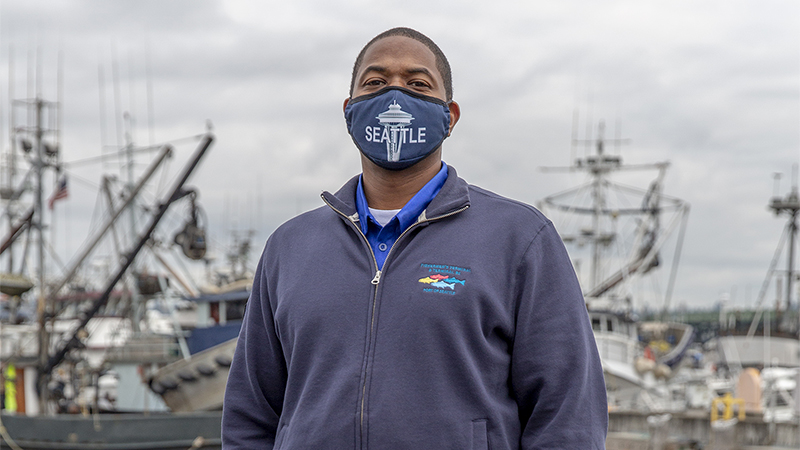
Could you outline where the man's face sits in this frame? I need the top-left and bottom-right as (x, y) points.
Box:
(351, 36), (447, 102)
(347, 35), (459, 137)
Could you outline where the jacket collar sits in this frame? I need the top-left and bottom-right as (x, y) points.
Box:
(321, 165), (470, 223)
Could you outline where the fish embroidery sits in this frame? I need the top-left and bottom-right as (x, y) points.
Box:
(419, 272), (464, 291)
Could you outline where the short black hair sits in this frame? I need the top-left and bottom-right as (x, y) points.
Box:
(349, 27), (453, 102)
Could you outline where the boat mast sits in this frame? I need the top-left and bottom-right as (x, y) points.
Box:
(581, 121), (625, 290)
(590, 123), (606, 288)
(540, 119), (687, 308)
(6, 46), (15, 273)
(30, 98), (60, 414)
(768, 165), (800, 331)
(34, 98), (46, 413)
(541, 120), (628, 292)
(123, 113), (143, 331)
(7, 47), (63, 414)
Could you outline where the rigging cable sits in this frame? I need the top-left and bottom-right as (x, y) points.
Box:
(661, 204), (690, 320)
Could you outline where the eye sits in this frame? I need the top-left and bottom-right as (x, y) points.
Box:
(408, 80), (431, 89)
(364, 78), (385, 87)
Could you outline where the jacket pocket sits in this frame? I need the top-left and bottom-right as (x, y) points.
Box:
(471, 419), (488, 450)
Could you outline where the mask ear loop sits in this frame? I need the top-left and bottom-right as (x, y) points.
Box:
(444, 101), (454, 137)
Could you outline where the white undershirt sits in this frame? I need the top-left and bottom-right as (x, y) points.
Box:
(368, 207), (401, 227)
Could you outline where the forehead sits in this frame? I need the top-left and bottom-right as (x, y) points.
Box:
(358, 36), (441, 80)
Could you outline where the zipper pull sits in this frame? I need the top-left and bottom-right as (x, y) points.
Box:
(371, 270), (382, 285)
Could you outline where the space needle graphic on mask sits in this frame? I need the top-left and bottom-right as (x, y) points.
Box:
(376, 100), (414, 162)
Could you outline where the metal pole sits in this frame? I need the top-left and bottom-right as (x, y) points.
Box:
(125, 122), (142, 331)
(591, 172), (602, 290)
(101, 177), (125, 263)
(0, 207), (33, 256)
(787, 211), (796, 320)
(35, 98), (49, 414)
(102, 175), (132, 316)
(7, 46), (16, 273)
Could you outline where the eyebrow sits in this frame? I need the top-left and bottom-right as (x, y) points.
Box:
(406, 67), (434, 78)
(360, 65), (435, 80)
(361, 64), (388, 75)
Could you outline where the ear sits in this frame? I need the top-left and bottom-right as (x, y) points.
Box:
(343, 97), (350, 114)
(447, 101), (461, 136)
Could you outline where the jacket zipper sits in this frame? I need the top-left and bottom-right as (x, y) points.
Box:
(321, 196), (468, 447)
(320, 197), (382, 446)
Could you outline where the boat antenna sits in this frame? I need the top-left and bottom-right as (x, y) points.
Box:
(98, 57), (108, 161)
(584, 98), (593, 159)
(35, 43), (42, 99)
(56, 47), (63, 160)
(145, 40), (155, 146)
(570, 107), (578, 165)
(26, 38), (32, 124)
(257, 177), (263, 232)
(773, 173), (782, 198)
(111, 42), (123, 150)
(127, 50), (137, 146)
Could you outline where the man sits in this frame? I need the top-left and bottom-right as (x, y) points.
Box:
(222, 27), (608, 449)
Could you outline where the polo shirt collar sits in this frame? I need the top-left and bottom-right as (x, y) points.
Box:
(355, 162), (449, 235)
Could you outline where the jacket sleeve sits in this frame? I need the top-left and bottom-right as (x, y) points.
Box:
(510, 222), (608, 449)
(221, 245), (287, 449)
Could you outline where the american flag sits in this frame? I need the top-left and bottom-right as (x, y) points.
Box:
(48, 175), (68, 209)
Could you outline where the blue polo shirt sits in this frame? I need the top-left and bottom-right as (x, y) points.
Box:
(356, 162), (448, 270)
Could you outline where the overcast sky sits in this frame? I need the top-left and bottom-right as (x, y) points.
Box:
(0, 0), (797, 310)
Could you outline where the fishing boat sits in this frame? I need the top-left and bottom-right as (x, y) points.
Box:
(539, 120), (694, 409)
(0, 65), (226, 447)
(540, 122), (800, 448)
(715, 171), (800, 371)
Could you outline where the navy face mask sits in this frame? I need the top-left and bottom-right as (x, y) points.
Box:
(344, 87), (451, 170)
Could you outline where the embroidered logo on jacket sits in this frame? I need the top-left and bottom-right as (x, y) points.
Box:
(418, 263), (470, 295)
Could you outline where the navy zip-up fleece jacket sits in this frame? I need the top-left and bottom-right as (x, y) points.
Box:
(222, 166), (608, 449)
